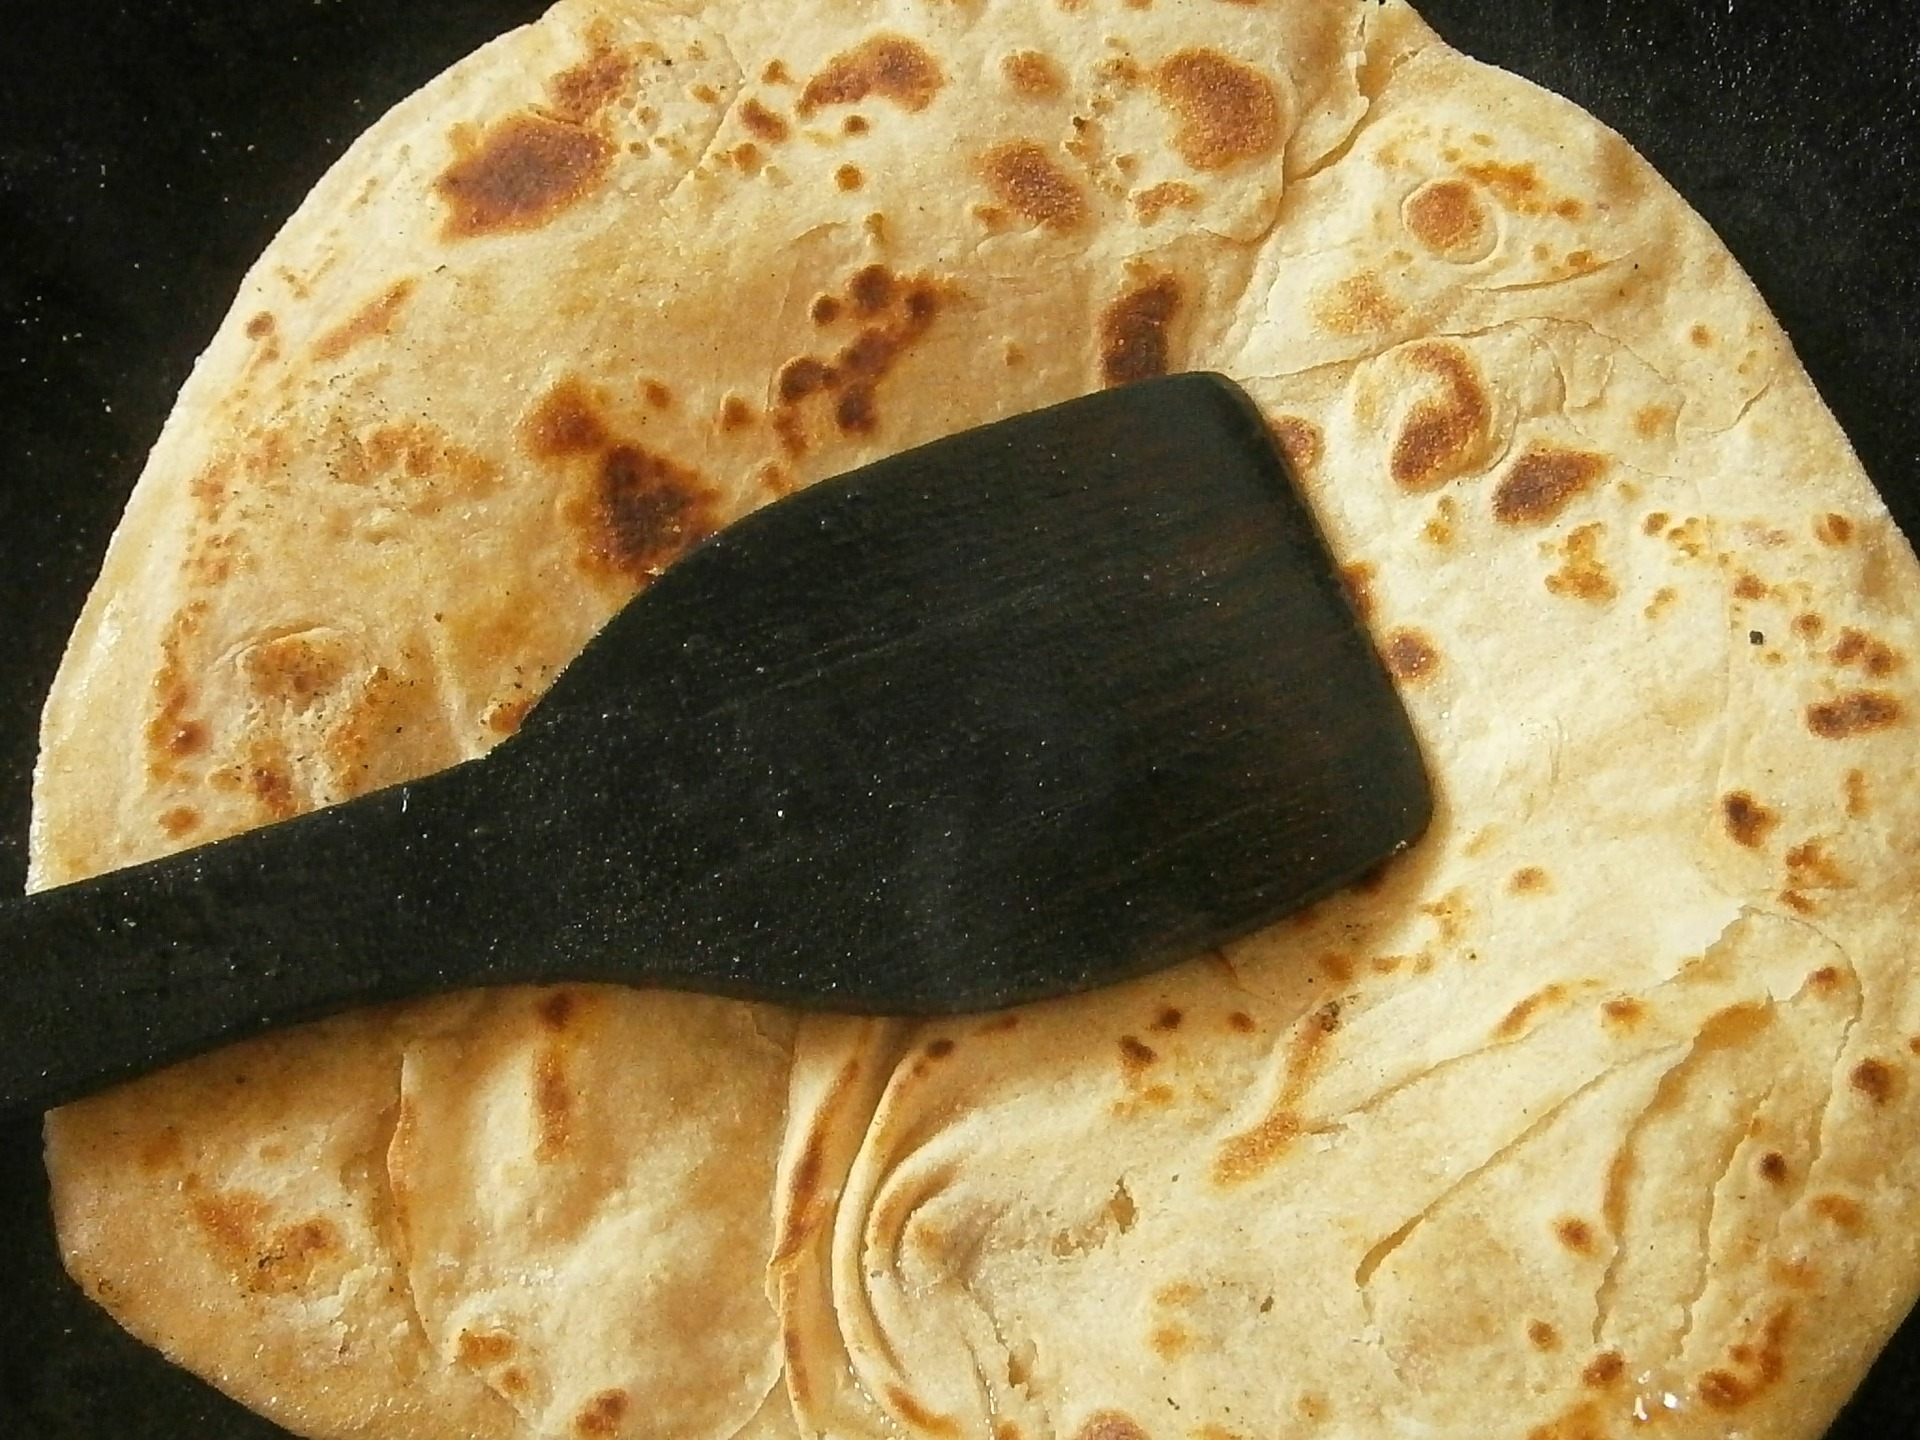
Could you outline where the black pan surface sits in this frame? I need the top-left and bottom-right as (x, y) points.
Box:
(1, 1), (1914, 1435)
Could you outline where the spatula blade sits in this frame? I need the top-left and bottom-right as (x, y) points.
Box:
(489, 371), (1432, 1010)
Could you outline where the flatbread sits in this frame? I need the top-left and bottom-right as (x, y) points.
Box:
(31, 1), (1920, 1438)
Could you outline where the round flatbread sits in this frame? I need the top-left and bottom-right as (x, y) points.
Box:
(32, 2), (1920, 1438)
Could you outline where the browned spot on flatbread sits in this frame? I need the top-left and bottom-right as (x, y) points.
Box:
(1461, 158), (1545, 210)
(741, 96), (790, 142)
(1527, 1319), (1561, 1351)
(775, 1052), (866, 1263)
(1510, 866), (1549, 894)
(887, 1384), (960, 1435)
(1634, 406), (1673, 440)
(1402, 178), (1492, 261)
(719, 394), (756, 431)
(1807, 691), (1903, 739)
(525, 379), (612, 456)
(546, 48), (634, 124)
(158, 805), (201, 839)
(1267, 414), (1323, 474)
(1720, 791), (1779, 848)
(1074, 1412), (1150, 1440)
(1696, 1306), (1792, 1411)
(848, 266), (898, 313)
(1785, 839), (1850, 890)
(776, 1134), (828, 1264)
(1099, 273), (1182, 387)
(1383, 628), (1440, 682)
(311, 278), (419, 362)
(139, 1127), (185, 1173)
(836, 163), (864, 191)
(1151, 1006), (1183, 1032)
(778, 357), (834, 403)
(1582, 1351), (1625, 1388)
(1118, 1034), (1159, 1074)
(1003, 49), (1067, 98)
(1213, 1001), (1340, 1183)
(1131, 179), (1200, 223)
(251, 1218), (341, 1295)
(762, 60), (792, 85)
(189, 1188), (263, 1261)
(1832, 627), (1902, 676)
(773, 410), (809, 457)
(1493, 445), (1607, 526)
(574, 445), (719, 581)
(330, 420), (498, 512)
(574, 1389), (630, 1437)
(1152, 49), (1282, 171)
(1815, 512), (1855, 546)
(1148, 1323), (1191, 1359)
(485, 695), (535, 736)
(211, 738), (299, 821)
(1810, 1192), (1865, 1231)
(1426, 493), (1458, 544)
(1340, 561), (1377, 621)
(190, 1189), (344, 1297)
(244, 311), (275, 339)
(1757, 1151), (1789, 1184)
(1850, 1057), (1900, 1105)
(833, 389), (876, 433)
(242, 632), (347, 709)
(436, 112), (613, 239)
(772, 267), (947, 449)
(144, 614), (212, 783)
(534, 1047), (573, 1160)
(537, 989), (578, 1032)
(1315, 272), (1399, 337)
(499, 1367), (532, 1398)
(1546, 523), (1617, 603)
(1602, 997), (1644, 1028)
(981, 140), (1086, 230)
(1553, 1216), (1597, 1254)
(1498, 984), (1569, 1039)
(1733, 571), (1770, 601)
(456, 1329), (517, 1366)
(1845, 768), (1870, 817)
(798, 34), (944, 118)
(317, 664), (447, 800)
(1390, 342), (1491, 489)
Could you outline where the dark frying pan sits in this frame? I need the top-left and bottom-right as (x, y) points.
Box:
(0, 1), (1914, 1435)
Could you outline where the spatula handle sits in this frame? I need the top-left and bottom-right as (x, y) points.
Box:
(0, 766), (516, 1114)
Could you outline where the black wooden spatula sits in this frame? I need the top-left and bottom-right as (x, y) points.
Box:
(0, 374), (1429, 1114)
